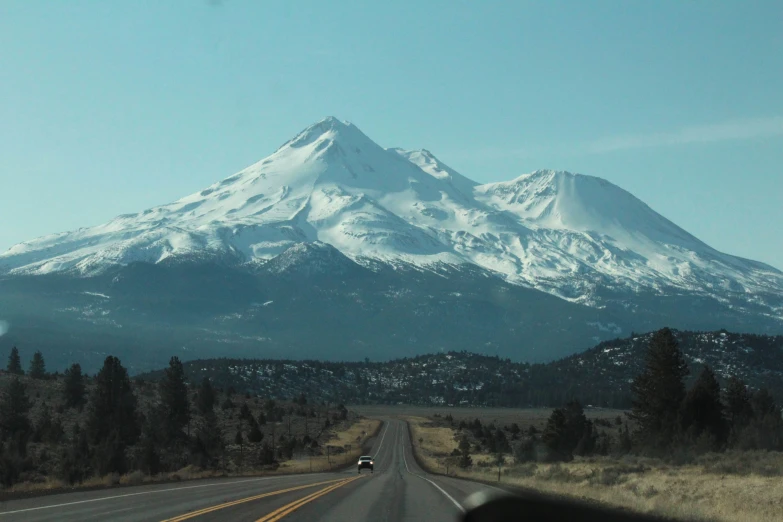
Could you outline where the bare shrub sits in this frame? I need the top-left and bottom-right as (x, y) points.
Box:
(667, 447), (696, 466)
(123, 470), (145, 486)
(509, 463), (538, 477)
(537, 463), (577, 482)
(698, 451), (783, 477)
(590, 467), (625, 486)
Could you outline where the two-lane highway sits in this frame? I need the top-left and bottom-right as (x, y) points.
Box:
(0, 420), (503, 522)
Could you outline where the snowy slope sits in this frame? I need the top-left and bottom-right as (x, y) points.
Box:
(2, 117), (782, 314)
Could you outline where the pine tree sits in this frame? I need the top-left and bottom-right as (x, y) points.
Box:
(513, 437), (536, 463)
(494, 429), (511, 453)
(239, 402), (252, 422)
(563, 400), (592, 454)
(32, 404), (52, 443)
(140, 435), (161, 476)
(86, 356), (139, 446)
(541, 400), (594, 461)
(60, 424), (90, 485)
(542, 408), (570, 461)
(247, 418), (264, 443)
(63, 363), (86, 409)
(139, 418), (161, 476)
(741, 389), (783, 451)
(679, 366), (725, 450)
(93, 429), (127, 475)
(619, 423), (633, 453)
(259, 443), (276, 465)
(191, 412), (223, 469)
(458, 437), (472, 468)
(28, 351), (46, 379)
(629, 328), (689, 449)
(724, 375), (753, 443)
(159, 356), (190, 445)
(196, 377), (215, 415)
(0, 378), (31, 442)
(6, 347), (23, 375)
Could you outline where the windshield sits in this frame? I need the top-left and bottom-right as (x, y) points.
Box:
(1, 2), (781, 522)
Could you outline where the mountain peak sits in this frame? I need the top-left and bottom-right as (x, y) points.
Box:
(476, 168), (706, 250)
(278, 116), (376, 153)
(390, 148), (477, 193)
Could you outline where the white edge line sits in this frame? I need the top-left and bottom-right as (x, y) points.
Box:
(0, 475), (319, 516)
(419, 475), (466, 514)
(400, 423), (466, 514)
(375, 421), (390, 457)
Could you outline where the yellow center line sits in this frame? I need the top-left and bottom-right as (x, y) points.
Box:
(159, 478), (348, 522)
(255, 475), (364, 522)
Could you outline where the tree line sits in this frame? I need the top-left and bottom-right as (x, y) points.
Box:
(531, 329), (782, 463)
(0, 348), (349, 488)
(447, 328), (783, 469)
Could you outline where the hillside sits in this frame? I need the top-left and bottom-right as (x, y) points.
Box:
(138, 329), (783, 408)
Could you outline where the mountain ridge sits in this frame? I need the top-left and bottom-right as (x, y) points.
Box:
(2, 116), (781, 314)
(0, 117), (781, 369)
(135, 328), (783, 408)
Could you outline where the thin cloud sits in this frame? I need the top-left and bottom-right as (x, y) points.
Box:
(448, 116), (783, 161)
(443, 144), (548, 162)
(585, 116), (783, 154)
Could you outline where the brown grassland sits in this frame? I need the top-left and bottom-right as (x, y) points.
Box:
(351, 406), (783, 522)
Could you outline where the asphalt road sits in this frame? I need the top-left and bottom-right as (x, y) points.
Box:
(0, 419), (504, 522)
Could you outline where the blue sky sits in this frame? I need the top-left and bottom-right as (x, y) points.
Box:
(1, 0), (781, 269)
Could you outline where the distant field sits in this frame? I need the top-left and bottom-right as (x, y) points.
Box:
(350, 404), (627, 431)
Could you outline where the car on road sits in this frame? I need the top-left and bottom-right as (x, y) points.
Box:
(357, 455), (374, 473)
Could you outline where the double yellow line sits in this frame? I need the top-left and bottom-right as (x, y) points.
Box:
(161, 477), (354, 522)
(255, 475), (362, 522)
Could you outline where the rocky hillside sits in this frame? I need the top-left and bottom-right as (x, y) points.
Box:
(139, 329), (783, 408)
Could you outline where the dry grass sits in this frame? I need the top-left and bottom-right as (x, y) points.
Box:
(406, 415), (783, 522)
(407, 415), (459, 472)
(276, 418), (381, 474)
(2, 476), (67, 494)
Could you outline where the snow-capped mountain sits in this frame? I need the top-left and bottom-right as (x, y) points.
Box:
(3, 117), (781, 313)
